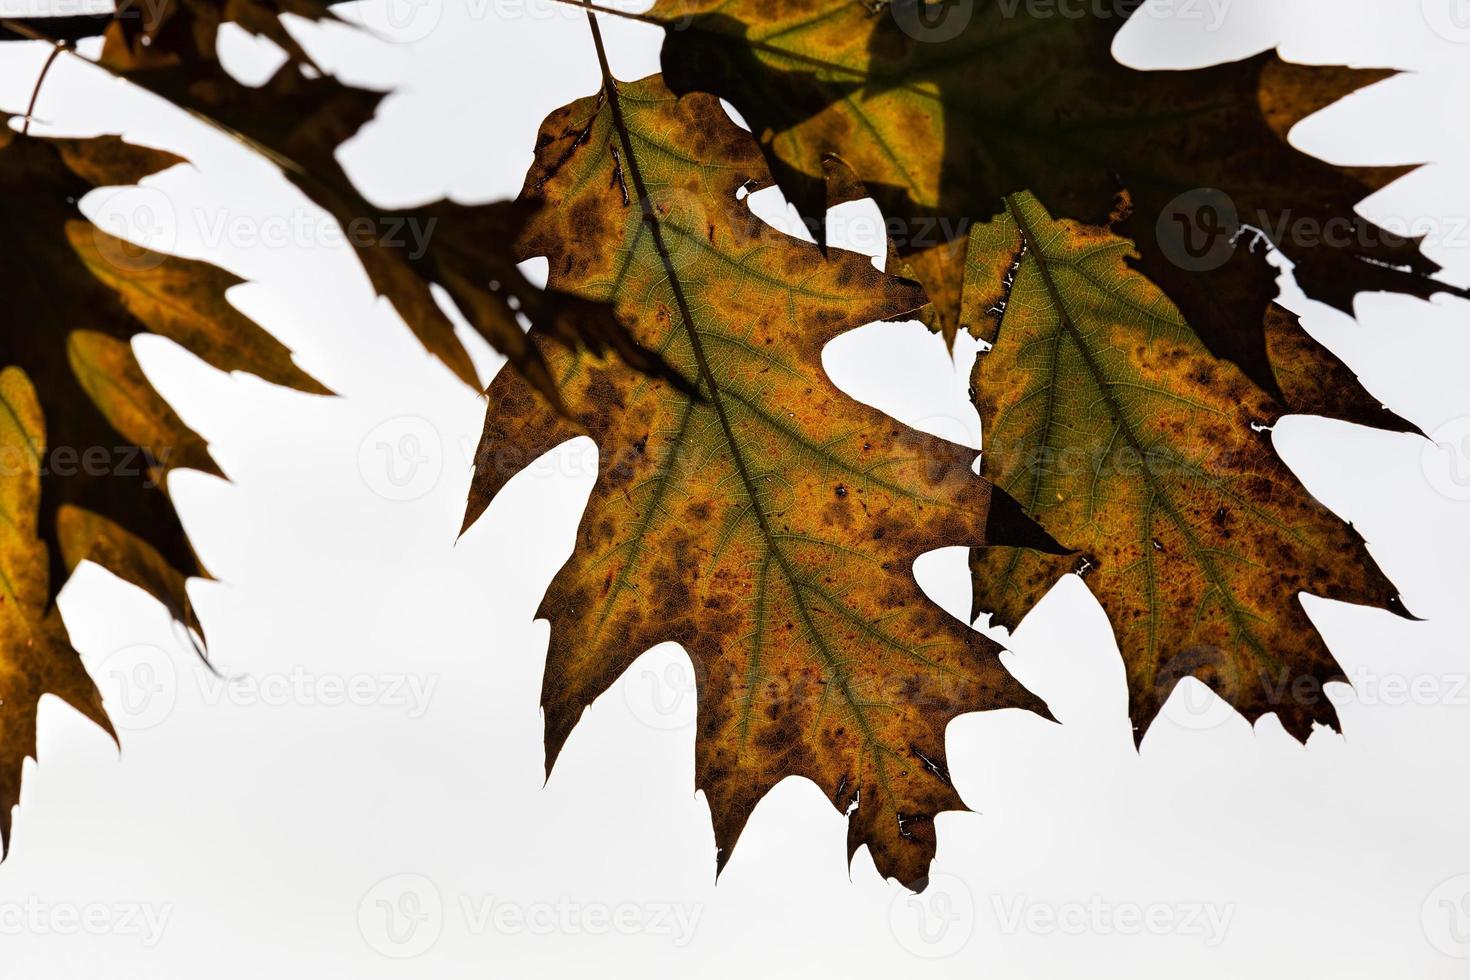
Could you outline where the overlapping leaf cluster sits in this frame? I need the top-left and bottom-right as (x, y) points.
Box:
(0, 0), (668, 851)
(0, 0), (1449, 888)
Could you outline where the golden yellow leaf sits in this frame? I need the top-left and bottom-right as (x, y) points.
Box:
(0, 367), (114, 854)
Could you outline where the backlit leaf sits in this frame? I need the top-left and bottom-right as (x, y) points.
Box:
(81, 0), (687, 404)
(649, 0), (1454, 411)
(964, 192), (1410, 742)
(0, 367), (114, 854)
(463, 73), (1062, 886)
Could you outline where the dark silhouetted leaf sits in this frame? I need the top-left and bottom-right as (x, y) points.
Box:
(73, 0), (686, 404)
(650, 0), (1455, 416)
(0, 128), (329, 851)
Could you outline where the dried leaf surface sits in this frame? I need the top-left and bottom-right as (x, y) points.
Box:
(465, 75), (1060, 885)
(965, 193), (1409, 741)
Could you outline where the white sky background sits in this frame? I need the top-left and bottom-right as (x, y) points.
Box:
(0, 0), (1469, 975)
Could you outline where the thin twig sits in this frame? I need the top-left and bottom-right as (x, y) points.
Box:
(21, 40), (67, 134)
(0, 17), (304, 174)
(548, 0), (662, 26)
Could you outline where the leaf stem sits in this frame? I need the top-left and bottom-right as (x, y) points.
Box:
(549, 0), (661, 26)
(21, 40), (67, 135)
(0, 18), (304, 173)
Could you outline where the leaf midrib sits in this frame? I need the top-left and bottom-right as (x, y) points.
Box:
(1000, 195), (1283, 680)
(584, 20), (902, 801)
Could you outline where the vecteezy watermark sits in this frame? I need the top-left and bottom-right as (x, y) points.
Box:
(334, 0), (652, 41)
(357, 874), (703, 958)
(1423, 874), (1470, 958)
(45, 0), (184, 33)
(889, 872), (976, 958)
(1152, 645), (1242, 733)
(1157, 187), (1470, 272)
(1156, 188), (1241, 272)
(94, 644), (179, 732)
(195, 668), (439, 718)
(888, 0), (1233, 41)
(991, 894), (1235, 946)
(359, 874), (444, 959)
(336, 0), (445, 42)
(1422, 0), (1470, 43)
(1152, 655), (1470, 734)
(85, 195), (441, 273)
(94, 643), (440, 729)
(988, 438), (1267, 487)
(1157, 674), (1241, 732)
(193, 210), (438, 259)
(623, 649), (703, 731)
(89, 184), (177, 273)
(1327, 667), (1470, 709)
(825, 212), (974, 259)
(890, 0), (976, 42)
(0, 897), (173, 948)
(0, 444), (176, 485)
(1422, 416), (1470, 502)
(358, 416), (444, 502)
(458, 895), (703, 946)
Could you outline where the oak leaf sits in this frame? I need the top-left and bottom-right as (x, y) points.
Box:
(964, 192), (1411, 742)
(35, 0), (688, 404)
(462, 72), (1061, 886)
(0, 128), (328, 852)
(0, 367), (115, 854)
(0, 128), (324, 627)
(649, 0), (1453, 411)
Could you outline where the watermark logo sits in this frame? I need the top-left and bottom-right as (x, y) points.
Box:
(198, 668), (439, 718)
(459, 895), (703, 946)
(194, 209), (438, 258)
(89, 185), (177, 272)
(341, 0), (444, 42)
(0, 898), (172, 947)
(1422, 416), (1470, 502)
(358, 416), (443, 502)
(891, 0), (974, 42)
(358, 875), (703, 955)
(359, 874), (444, 959)
(1423, 0), (1470, 42)
(992, 894), (1234, 945)
(1156, 187), (1239, 272)
(1153, 645), (1240, 733)
(890, 0), (1232, 40)
(623, 650), (703, 731)
(888, 872), (975, 958)
(93, 644), (178, 731)
(1423, 874), (1470, 957)
(93, 645), (440, 728)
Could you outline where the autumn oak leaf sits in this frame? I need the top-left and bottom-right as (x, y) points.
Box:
(649, 0), (1455, 410)
(0, 367), (115, 855)
(64, 0), (688, 406)
(462, 73), (1061, 887)
(0, 127), (334, 854)
(0, 128), (325, 634)
(964, 193), (1411, 742)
